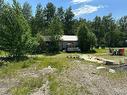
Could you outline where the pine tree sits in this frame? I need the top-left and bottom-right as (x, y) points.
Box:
(43, 2), (56, 25)
(48, 17), (63, 52)
(64, 7), (74, 35)
(78, 23), (97, 52)
(22, 1), (32, 21)
(0, 0), (37, 57)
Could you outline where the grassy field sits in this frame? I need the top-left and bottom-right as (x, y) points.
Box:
(0, 49), (127, 95)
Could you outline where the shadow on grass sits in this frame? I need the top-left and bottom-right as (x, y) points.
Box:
(35, 51), (61, 56)
(80, 50), (97, 54)
(0, 56), (29, 62)
(43, 52), (60, 56)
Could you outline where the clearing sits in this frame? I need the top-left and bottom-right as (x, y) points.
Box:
(0, 49), (127, 95)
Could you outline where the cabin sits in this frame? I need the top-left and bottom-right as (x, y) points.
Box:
(43, 35), (80, 52)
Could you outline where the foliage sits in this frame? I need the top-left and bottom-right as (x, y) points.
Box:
(105, 28), (125, 47)
(43, 2), (56, 25)
(64, 7), (75, 35)
(57, 7), (64, 23)
(0, 0), (127, 54)
(33, 34), (46, 53)
(0, 0), (37, 57)
(0, 0), (4, 12)
(31, 3), (44, 35)
(22, 1), (32, 21)
(47, 17), (63, 53)
(56, 7), (64, 31)
(78, 23), (97, 52)
(88, 31), (97, 49)
(119, 16), (127, 32)
(92, 16), (103, 47)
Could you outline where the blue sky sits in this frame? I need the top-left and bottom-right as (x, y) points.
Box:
(6, 0), (127, 20)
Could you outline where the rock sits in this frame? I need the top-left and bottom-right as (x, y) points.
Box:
(109, 69), (115, 73)
(96, 66), (106, 70)
(39, 66), (56, 75)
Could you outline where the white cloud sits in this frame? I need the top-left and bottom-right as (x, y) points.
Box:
(71, 0), (92, 4)
(73, 5), (104, 16)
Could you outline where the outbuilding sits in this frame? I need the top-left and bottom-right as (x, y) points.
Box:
(43, 35), (80, 52)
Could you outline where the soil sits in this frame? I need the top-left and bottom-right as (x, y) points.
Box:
(57, 60), (127, 95)
(1, 59), (127, 95)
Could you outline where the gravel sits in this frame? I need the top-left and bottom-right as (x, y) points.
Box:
(1, 59), (127, 95)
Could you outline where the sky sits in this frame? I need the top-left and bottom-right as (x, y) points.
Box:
(6, 0), (127, 20)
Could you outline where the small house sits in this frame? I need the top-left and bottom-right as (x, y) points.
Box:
(43, 35), (80, 52)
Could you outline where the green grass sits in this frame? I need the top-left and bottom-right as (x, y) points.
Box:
(0, 54), (69, 78)
(0, 58), (37, 78)
(34, 56), (69, 72)
(1, 51), (127, 95)
(10, 77), (44, 95)
(48, 75), (92, 95)
(0, 50), (9, 56)
(95, 48), (107, 53)
(48, 75), (59, 95)
(8, 54), (72, 95)
(2, 54), (70, 95)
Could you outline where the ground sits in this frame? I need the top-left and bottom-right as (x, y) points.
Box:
(0, 48), (127, 95)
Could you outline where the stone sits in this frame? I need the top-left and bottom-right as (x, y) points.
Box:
(96, 66), (106, 70)
(109, 69), (115, 73)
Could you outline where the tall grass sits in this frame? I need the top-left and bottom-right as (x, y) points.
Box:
(10, 77), (44, 95)
(34, 56), (69, 72)
(0, 58), (37, 78)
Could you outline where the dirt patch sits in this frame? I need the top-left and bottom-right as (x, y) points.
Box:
(31, 80), (49, 95)
(0, 66), (57, 95)
(57, 60), (127, 95)
(1, 57), (127, 95)
(0, 78), (19, 95)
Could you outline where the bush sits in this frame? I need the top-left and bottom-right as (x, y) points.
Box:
(78, 23), (97, 52)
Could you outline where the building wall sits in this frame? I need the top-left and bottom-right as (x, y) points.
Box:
(59, 41), (78, 50)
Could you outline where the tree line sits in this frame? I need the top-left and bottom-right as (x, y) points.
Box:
(0, 0), (127, 57)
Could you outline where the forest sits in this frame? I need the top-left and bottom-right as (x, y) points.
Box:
(0, 0), (127, 56)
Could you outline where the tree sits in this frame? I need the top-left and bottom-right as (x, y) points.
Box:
(0, 0), (4, 12)
(94, 14), (116, 47)
(78, 23), (97, 52)
(47, 17), (63, 53)
(56, 7), (64, 31)
(119, 16), (127, 32)
(64, 7), (74, 35)
(88, 32), (97, 49)
(92, 16), (103, 47)
(105, 28), (125, 47)
(102, 14), (116, 33)
(0, 0), (4, 21)
(43, 2), (56, 25)
(0, 0), (37, 57)
(72, 19), (79, 35)
(57, 7), (64, 22)
(31, 3), (44, 35)
(22, 1), (32, 21)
